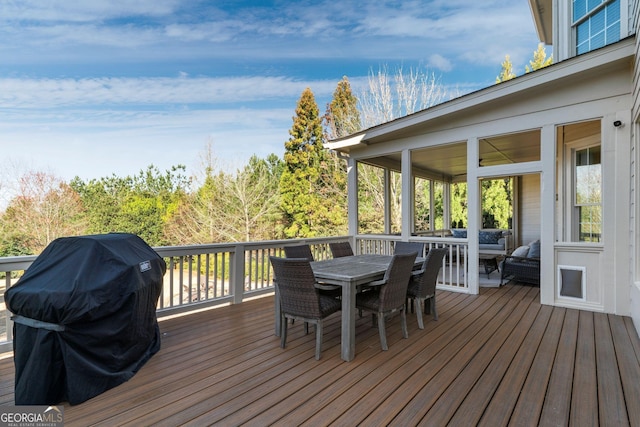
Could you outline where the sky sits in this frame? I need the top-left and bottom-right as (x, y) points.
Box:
(0, 0), (543, 185)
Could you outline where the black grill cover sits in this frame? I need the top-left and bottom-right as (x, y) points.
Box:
(5, 233), (166, 405)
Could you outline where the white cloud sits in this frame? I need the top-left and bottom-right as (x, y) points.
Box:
(428, 54), (453, 72)
(0, 0), (543, 182)
(0, 76), (337, 108)
(0, 0), (181, 22)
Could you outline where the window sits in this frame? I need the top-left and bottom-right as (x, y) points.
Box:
(573, 0), (620, 54)
(574, 145), (601, 242)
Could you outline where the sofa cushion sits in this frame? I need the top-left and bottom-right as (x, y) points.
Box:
(527, 240), (540, 258)
(479, 230), (502, 244)
(511, 245), (530, 258)
(451, 229), (467, 238)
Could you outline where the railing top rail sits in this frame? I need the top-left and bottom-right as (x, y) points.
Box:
(0, 255), (38, 273)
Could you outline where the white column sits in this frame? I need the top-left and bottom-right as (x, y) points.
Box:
(347, 157), (359, 238)
(384, 168), (391, 235)
(467, 137), (480, 295)
(540, 124), (556, 306)
(401, 148), (413, 240)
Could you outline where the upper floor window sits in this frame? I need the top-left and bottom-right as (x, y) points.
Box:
(573, 0), (621, 54)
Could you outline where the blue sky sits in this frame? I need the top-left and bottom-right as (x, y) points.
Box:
(0, 0), (542, 184)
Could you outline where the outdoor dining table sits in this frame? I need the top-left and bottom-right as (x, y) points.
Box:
(274, 254), (423, 362)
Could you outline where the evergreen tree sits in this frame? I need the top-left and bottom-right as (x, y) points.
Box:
(526, 43), (553, 73)
(280, 88), (347, 237)
(324, 76), (361, 139)
(496, 55), (516, 83)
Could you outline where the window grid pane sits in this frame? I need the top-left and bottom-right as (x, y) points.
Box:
(574, 0), (620, 54)
(574, 146), (602, 243)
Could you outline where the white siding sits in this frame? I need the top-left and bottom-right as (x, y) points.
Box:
(519, 174), (542, 246)
(631, 0), (640, 339)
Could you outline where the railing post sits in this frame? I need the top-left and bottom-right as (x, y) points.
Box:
(232, 243), (246, 304)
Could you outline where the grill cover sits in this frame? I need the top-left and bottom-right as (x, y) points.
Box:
(5, 233), (166, 405)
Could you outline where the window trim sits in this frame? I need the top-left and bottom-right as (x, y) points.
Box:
(564, 136), (602, 243)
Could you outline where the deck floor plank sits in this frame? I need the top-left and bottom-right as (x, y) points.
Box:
(594, 312), (629, 426)
(417, 287), (541, 426)
(477, 305), (561, 427)
(1, 284), (639, 427)
(452, 294), (551, 427)
(571, 310), (598, 426)
(538, 308), (579, 427)
(385, 286), (533, 426)
(610, 315), (640, 426)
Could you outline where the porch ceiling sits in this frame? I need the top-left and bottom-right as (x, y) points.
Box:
(361, 129), (542, 181)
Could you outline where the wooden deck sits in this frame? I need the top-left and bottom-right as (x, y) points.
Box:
(1, 283), (640, 426)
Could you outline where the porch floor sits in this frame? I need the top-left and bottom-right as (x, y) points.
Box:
(1, 283), (640, 426)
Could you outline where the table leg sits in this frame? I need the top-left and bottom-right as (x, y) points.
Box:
(341, 282), (356, 361)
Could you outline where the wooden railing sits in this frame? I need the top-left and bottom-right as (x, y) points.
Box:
(0, 235), (469, 353)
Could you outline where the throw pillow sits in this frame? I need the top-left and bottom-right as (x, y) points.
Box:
(511, 245), (530, 258)
(451, 229), (467, 238)
(479, 230), (502, 244)
(527, 240), (541, 258)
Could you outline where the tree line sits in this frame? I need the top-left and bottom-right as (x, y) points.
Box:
(0, 45), (549, 256)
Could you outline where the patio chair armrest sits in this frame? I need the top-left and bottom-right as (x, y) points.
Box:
(411, 268), (425, 277)
(504, 255), (540, 264)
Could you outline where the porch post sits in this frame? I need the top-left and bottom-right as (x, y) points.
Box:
(384, 168), (391, 235)
(467, 137), (480, 294)
(347, 157), (358, 240)
(540, 124), (556, 306)
(401, 148), (412, 240)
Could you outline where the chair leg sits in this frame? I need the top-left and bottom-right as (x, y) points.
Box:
(377, 313), (388, 351)
(400, 307), (408, 339)
(304, 321), (309, 335)
(280, 314), (288, 349)
(430, 296), (438, 321)
(315, 321), (323, 360)
(415, 297), (425, 329)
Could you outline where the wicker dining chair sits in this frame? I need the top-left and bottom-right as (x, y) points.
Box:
(283, 244), (314, 261)
(406, 247), (447, 328)
(284, 244), (340, 295)
(269, 256), (341, 360)
(355, 252), (418, 351)
(394, 241), (425, 257)
(329, 241), (354, 258)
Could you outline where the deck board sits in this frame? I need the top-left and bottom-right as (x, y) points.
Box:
(571, 310), (598, 426)
(1, 283), (639, 426)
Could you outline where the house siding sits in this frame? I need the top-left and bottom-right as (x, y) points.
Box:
(631, 0), (640, 336)
(519, 174), (541, 247)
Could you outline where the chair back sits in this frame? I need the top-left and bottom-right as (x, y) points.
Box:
(413, 248), (447, 298)
(394, 241), (424, 256)
(378, 252), (418, 311)
(270, 256), (323, 319)
(283, 244), (314, 261)
(329, 241), (354, 258)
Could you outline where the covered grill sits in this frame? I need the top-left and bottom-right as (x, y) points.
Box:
(5, 233), (166, 405)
